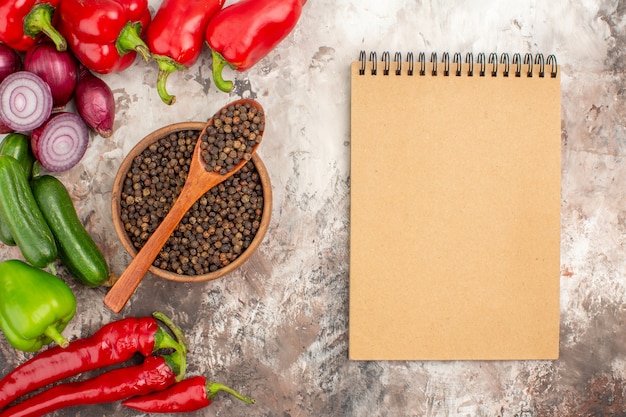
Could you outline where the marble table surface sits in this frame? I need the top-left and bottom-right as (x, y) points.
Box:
(1, 0), (625, 416)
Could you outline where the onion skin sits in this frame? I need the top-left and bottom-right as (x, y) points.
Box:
(74, 67), (114, 138)
(0, 119), (13, 134)
(24, 41), (79, 109)
(0, 44), (22, 83)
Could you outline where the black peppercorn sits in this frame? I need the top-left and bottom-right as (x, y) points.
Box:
(119, 128), (264, 276)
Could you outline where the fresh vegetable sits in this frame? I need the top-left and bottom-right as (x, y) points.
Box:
(31, 174), (109, 286)
(146, 0), (225, 105)
(0, 71), (53, 132)
(0, 312), (186, 410)
(0, 354), (186, 417)
(205, 0), (307, 92)
(0, 132), (35, 180)
(0, 0), (66, 52)
(74, 66), (115, 137)
(123, 375), (255, 413)
(0, 44), (22, 82)
(24, 41), (79, 109)
(0, 133), (35, 246)
(30, 111), (89, 172)
(0, 155), (57, 267)
(0, 259), (76, 352)
(0, 119), (13, 134)
(57, 0), (152, 74)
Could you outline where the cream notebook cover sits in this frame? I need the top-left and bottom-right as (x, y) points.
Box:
(349, 51), (561, 360)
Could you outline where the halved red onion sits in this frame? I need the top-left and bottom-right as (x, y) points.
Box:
(31, 112), (89, 172)
(0, 71), (53, 132)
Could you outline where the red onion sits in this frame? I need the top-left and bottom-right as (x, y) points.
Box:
(0, 119), (13, 134)
(74, 67), (115, 138)
(31, 112), (89, 172)
(0, 44), (22, 83)
(0, 71), (53, 132)
(24, 42), (78, 109)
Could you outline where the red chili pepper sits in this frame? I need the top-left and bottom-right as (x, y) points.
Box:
(56, 0), (151, 74)
(123, 375), (255, 413)
(205, 0), (307, 93)
(0, 312), (185, 410)
(0, 0), (66, 51)
(146, 0), (225, 105)
(0, 353), (185, 417)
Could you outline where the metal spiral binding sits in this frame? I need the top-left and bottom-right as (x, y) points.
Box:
(358, 51), (558, 78)
(394, 52), (402, 75)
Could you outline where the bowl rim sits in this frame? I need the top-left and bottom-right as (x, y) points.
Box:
(111, 121), (272, 283)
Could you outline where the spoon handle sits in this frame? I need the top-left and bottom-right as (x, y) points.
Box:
(104, 184), (201, 313)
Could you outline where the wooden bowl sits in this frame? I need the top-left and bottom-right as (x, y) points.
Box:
(111, 122), (272, 282)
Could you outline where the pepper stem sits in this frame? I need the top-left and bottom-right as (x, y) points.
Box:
(153, 55), (187, 105)
(206, 381), (255, 404)
(116, 22), (151, 62)
(24, 3), (67, 51)
(44, 325), (69, 348)
(211, 50), (234, 93)
(152, 311), (187, 381)
(152, 311), (188, 381)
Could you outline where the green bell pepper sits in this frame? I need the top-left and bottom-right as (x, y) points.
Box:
(0, 260), (76, 352)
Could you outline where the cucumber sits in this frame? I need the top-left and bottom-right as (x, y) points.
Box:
(0, 133), (36, 246)
(31, 174), (109, 287)
(0, 133), (35, 178)
(0, 155), (57, 268)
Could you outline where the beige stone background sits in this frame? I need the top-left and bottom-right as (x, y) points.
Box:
(1, 0), (626, 416)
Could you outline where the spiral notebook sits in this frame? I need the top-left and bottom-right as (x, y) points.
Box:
(349, 51), (561, 360)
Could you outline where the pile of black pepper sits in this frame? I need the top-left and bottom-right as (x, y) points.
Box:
(119, 128), (265, 276)
(200, 101), (264, 175)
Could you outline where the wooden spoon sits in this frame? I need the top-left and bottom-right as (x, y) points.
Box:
(104, 99), (265, 313)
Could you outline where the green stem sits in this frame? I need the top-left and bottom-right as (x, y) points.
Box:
(116, 22), (151, 62)
(153, 312), (187, 351)
(206, 381), (255, 404)
(153, 312), (188, 382)
(162, 350), (186, 382)
(24, 3), (67, 51)
(153, 326), (183, 352)
(153, 56), (186, 105)
(211, 50), (234, 93)
(44, 325), (69, 348)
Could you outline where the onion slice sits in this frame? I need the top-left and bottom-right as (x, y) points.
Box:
(31, 112), (89, 172)
(0, 71), (53, 132)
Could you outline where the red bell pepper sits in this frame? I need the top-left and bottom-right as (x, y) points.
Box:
(0, 312), (186, 410)
(0, 0), (66, 52)
(56, 0), (151, 74)
(122, 375), (255, 413)
(146, 0), (225, 105)
(205, 0), (307, 92)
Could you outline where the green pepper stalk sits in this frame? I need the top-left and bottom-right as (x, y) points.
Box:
(0, 260), (76, 352)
